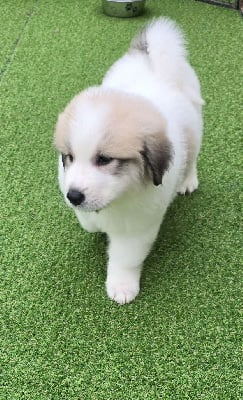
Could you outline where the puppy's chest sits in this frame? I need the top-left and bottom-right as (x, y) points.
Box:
(78, 209), (139, 234)
(77, 199), (163, 236)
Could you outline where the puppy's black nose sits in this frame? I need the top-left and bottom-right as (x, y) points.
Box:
(67, 189), (85, 206)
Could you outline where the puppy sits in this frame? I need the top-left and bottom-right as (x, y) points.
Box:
(54, 18), (204, 304)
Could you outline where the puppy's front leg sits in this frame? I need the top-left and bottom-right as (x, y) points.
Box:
(106, 231), (158, 304)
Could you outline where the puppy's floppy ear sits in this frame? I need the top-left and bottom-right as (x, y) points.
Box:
(54, 111), (70, 153)
(141, 133), (173, 186)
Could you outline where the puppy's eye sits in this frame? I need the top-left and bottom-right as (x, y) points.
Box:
(62, 153), (73, 167)
(66, 154), (73, 163)
(96, 154), (114, 166)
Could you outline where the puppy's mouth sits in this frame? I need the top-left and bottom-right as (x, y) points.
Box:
(65, 189), (108, 212)
(77, 204), (104, 213)
(71, 203), (105, 213)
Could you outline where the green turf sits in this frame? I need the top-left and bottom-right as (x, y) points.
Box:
(0, 1), (37, 78)
(0, 0), (242, 399)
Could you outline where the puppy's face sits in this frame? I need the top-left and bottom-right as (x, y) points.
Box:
(54, 88), (172, 212)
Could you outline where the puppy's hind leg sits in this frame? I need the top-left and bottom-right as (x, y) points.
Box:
(178, 161), (199, 195)
(178, 128), (201, 195)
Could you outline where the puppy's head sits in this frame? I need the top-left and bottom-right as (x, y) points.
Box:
(54, 87), (172, 211)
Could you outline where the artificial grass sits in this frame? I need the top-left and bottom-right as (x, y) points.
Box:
(0, 0), (242, 399)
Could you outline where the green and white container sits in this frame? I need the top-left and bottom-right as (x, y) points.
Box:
(102, 0), (146, 18)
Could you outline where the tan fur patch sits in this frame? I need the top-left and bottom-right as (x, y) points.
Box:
(54, 88), (173, 184)
(54, 93), (87, 153)
(91, 90), (168, 159)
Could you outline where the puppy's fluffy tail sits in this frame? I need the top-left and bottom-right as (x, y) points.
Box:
(131, 17), (187, 61)
(131, 18), (204, 106)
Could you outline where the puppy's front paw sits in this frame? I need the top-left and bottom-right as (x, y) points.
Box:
(106, 279), (140, 305)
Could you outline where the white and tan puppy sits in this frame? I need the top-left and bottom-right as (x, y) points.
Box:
(54, 18), (204, 304)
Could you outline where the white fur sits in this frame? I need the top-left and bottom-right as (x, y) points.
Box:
(56, 18), (204, 304)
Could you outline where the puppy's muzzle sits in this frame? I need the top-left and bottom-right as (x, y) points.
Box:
(67, 189), (85, 206)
